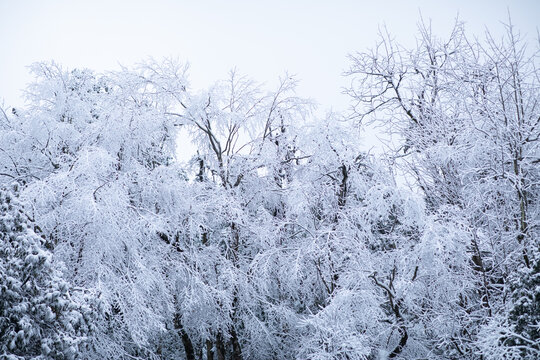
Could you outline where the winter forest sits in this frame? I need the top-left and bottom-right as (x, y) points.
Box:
(0, 19), (539, 360)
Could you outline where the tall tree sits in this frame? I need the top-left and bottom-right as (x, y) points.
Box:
(346, 20), (540, 358)
(0, 184), (91, 359)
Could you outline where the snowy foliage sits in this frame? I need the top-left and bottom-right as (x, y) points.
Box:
(347, 20), (540, 359)
(0, 184), (92, 359)
(0, 20), (538, 360)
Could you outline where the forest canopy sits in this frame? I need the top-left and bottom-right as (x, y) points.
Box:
(0, 21), (539, 360)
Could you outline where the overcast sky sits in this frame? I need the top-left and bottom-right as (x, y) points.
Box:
(1, 0), (538, 114)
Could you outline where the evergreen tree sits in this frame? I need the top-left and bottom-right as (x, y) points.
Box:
(0, 184), (91, 359)
(507, 253), (540, 359)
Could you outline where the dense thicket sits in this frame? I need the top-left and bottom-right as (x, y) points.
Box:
(0, 21), (538, 359)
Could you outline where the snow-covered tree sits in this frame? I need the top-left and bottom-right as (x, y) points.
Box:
(0, 184), (92, 359)
(347, 19), (540, 358)
(0, 18), (537, 359)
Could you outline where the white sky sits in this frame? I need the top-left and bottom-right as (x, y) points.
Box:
(1, 0), (538, 114)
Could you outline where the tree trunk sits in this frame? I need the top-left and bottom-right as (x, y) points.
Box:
(206, 339), (214, 360)
(216, 333), (225, 360)
(388, 321), (408, 359)
(230, 326), (242, 360)
(174, 312), (195, 360)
